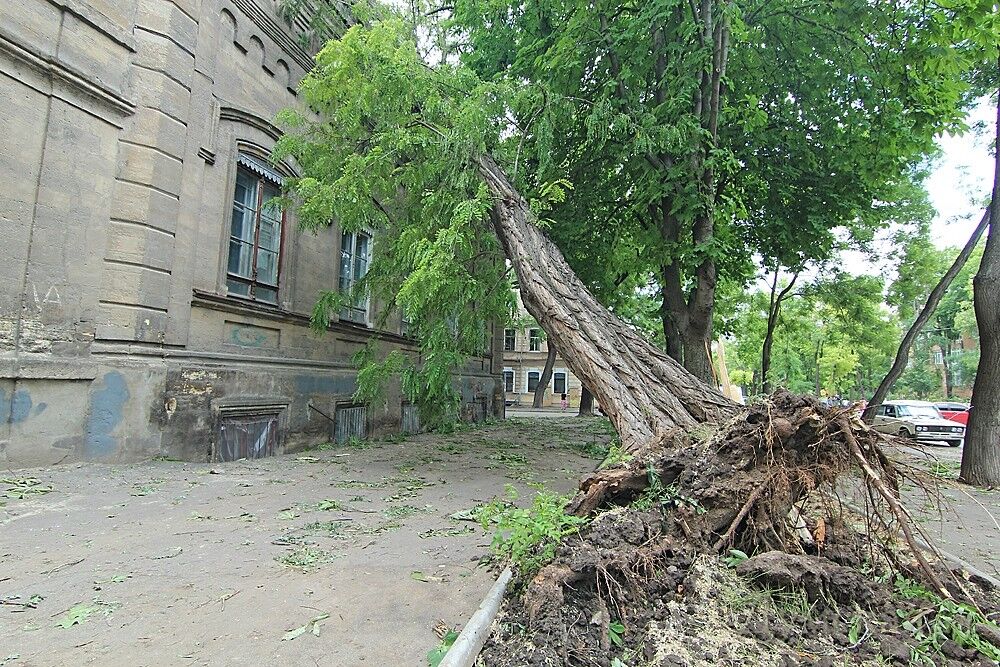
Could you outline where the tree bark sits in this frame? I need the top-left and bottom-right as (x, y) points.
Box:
(962, 91), (1000, 488)
(761, 269), (800, 394)
(652, 3), (730, 385)
(578, 386), (594, 416)
(533, 341), (558, 408)
(477, 155), (738, 453)
(862, 207), (991, 422)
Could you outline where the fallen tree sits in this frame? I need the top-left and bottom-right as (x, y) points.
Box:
(276, 19), (999, 666)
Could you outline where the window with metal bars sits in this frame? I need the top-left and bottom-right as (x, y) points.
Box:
(227, 156), (284, 304)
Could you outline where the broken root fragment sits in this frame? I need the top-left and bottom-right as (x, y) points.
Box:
(480, 391), (1000, 667)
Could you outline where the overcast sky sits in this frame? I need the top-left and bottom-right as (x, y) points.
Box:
(925, 99), (996, 248)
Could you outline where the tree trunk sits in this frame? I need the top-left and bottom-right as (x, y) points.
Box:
(942, 341), (953, 399)
(578, 386), (594, 416)
(862, 207), (991, 422)
(533, 342), (558, 408)
(477, 156), (737, 453)
(962, 92), (1000, 488)
(761, 269), (799, 394)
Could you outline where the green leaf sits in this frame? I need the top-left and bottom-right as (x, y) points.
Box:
(427, 629), (460, 667)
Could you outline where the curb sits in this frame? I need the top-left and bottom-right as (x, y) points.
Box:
(439, 567), (513, 667)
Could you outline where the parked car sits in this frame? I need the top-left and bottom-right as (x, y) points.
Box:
(871, 400), (965, 447)
(934, 402), (970, 426)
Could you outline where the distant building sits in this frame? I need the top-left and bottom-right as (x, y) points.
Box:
(1, 0), (501, 466)
(501, 290), (583, 408)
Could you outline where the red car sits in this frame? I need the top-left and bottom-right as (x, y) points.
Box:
(934, 402), (970, 426)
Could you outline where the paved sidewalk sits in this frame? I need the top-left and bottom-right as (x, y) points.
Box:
(0, 418), (613, 667)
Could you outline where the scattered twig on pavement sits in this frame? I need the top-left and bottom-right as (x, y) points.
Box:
(40, 558), (85, 575)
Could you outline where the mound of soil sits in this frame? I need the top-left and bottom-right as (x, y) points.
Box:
(479, 392), (1000, 666)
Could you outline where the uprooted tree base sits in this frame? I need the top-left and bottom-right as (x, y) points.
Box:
(479, 392), (1000, 667)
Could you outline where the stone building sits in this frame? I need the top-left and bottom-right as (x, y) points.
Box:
(1, 0), (502, 466)
(501, 290), (583, 409)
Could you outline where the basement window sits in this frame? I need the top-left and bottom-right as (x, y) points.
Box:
(334, 404), (367, 443)
(217, 412), (279, 462)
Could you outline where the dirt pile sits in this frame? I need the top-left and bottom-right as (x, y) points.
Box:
(479, 391), (1000, 666)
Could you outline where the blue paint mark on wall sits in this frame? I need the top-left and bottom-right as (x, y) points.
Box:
(295, 375), (356, 396)
(0, 388), (34, 424)
(84, 372), (130, 457)
(34, 402), (47, 415)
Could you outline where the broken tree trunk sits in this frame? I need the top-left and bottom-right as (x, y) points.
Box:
(477, 155), (738, 454)
(862, 207), (990, 423)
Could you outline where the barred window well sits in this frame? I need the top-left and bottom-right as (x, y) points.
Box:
(340, 230), (371, 324)
(228, 154), (284, 304)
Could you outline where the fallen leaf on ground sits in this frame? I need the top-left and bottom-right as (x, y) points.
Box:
(282, 613), (330, 641)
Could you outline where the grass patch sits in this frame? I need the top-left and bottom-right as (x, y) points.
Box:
(275, 546), (342, 570)
(894, 575), (1000, 665)
(383, 504), (434, 520)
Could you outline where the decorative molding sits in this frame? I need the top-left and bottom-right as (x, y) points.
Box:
(229, 0), (313, 72)
(198, 147), (216, 165)
(0, 27), (136, 119)
(219, 105), (283, 141)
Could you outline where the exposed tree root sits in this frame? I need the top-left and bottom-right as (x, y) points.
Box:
(480, 391), (1000, 667)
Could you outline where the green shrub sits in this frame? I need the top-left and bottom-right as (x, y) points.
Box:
(477, 485), (588, 578)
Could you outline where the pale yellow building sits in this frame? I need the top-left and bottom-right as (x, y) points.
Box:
(502, 291), (583, 408)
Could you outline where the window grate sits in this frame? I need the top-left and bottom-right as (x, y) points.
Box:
(334, 404), (367, 443)
(401, 404), (420, 434)
(217, 413), (279, 462)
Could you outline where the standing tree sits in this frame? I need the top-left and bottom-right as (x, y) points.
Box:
(533, 342), (558, 408)
(963, 100), (1000, 487)
(451, 0), (970, 383)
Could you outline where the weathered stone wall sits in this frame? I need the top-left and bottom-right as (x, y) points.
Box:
(0, 0), (502, 466)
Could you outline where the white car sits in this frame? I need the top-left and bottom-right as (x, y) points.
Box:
(871, 400), (965, 447)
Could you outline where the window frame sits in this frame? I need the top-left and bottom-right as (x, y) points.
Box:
(526, 369), (541, 393)
(339, 229), (373, 325)
(503, 369), (514, 393)
(528, 328), (541, 352)
(553, 370), (567, 395)
(503, 328), (516, 352)
(226, 162), (286, 304)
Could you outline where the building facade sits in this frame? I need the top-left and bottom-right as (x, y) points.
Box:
(501, 290), (583, 408)
(1, 0), (502, 466)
